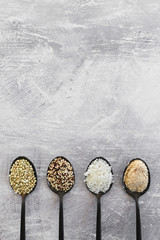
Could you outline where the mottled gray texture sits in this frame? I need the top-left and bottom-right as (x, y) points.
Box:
(0, 0), (160, 239)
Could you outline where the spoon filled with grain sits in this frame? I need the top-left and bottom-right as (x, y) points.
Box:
(122, 158), (150, 240)
(47, 156), (75, 240)
(9, 156), (37, 240)
(84, 157), (113, 240)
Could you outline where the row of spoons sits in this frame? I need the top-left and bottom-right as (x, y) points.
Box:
(9, 156), (150, 240)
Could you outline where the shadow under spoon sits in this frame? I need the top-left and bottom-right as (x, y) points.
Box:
(122, 158), (150, 240)
(46, 156), (75, 240)
(9, 156), (37, 240)
(85, 157), (113, 240)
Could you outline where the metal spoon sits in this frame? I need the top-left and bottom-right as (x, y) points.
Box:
(85, 157), (113, 240)
(46, 156), (75, 240)
(122, 158), (150, 240)
(9, 156), (37, 240)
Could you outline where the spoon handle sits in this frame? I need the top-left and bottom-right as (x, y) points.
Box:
(59, 195), (64, 240)
(135, 197), (142, 240)
(20, 195), (26, 240)
(96, 197), (101, 240)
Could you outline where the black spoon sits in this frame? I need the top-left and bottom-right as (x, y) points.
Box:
(122, 158), (150, 240)
(46, 156), (75, 240)
(9, 156), (37, 240)
(85, 157), (113, 240)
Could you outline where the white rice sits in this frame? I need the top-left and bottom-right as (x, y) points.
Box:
(84, 158), (113, 194)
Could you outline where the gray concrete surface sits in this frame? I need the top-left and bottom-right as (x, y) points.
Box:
(0, 0), (160, 239)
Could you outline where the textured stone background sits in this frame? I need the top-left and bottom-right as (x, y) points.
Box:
(0, 0), (160, 239)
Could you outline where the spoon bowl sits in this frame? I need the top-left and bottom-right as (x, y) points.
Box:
(46, 156), (75, 240)
(9, 156), (37, 194)
(85, 156), (113, 196)
(47, 156), (75, 195)
(85, 157), (113, 240)
(122, 158), (150, 240)
(9, 156), (37, 240)
(122, 158), (150, 198)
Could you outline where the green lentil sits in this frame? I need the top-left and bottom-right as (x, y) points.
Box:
(9, 159), (36, 195)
